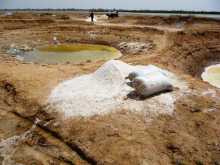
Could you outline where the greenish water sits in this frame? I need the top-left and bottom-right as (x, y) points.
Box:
(17, 44), (121, 64)
(202, 64), (220, 88)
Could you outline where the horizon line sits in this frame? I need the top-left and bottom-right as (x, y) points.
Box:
(1, 8), (220, 12)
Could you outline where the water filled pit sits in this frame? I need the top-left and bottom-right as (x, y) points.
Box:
(202, 64), (220, 88)
(15, 44), (121, 64)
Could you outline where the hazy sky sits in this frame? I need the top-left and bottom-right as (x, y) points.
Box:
(1, 0), (220, 11)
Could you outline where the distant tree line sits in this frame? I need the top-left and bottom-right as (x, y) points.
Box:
(0, 8), (220, 15)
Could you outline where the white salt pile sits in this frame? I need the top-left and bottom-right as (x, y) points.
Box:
(48, 60), (186, 118)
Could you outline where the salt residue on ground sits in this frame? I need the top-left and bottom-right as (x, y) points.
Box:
(118, 42), (153, 54)
(47, 60), (186, 118)
(85, 16), (97, 22)
(0, 120), (39, 165)
(85, 15), (108, 23)
(201, 64), (220, 88)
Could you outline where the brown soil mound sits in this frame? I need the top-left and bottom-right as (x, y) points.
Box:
(158, 28), (220, 77)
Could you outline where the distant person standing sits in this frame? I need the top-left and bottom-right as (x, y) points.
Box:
(90, 11), (94, 22)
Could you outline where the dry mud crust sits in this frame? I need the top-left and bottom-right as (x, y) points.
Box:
(153, 25), (220, 77)
(59, 94), (220, 165)
(1, 76), (220, 165)
(109, 15), (220, 27)
(0, 18), (55, 31)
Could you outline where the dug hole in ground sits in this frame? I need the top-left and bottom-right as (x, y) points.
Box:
(47, 60), (188, 119)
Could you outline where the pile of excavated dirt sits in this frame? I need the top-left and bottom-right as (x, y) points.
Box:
(48, 60), (187, 118)
(156, 26), (220, 77)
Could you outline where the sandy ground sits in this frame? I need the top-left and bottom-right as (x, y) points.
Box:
(0, 12), (220, 164)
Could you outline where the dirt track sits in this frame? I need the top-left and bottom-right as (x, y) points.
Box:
(0, 12), (220, 164)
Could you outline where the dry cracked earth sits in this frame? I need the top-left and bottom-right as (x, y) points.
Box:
(0, 12), (220, 165)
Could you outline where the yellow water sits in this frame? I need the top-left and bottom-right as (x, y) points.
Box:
(39, 44), (118, 53)
(201, 64), (220, 88)
(18, 44), (121, 64)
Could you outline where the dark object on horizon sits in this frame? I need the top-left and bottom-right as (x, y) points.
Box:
(106, 11), (119, 19)
(90, 11), (94, 22)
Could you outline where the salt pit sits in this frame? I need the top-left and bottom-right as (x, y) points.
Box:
(202, 64), (220, 88)
(14, 44), (121, 64)
(47, 60), (186, 118)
